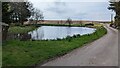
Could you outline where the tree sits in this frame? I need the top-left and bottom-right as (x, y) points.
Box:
(108, 1), (120, 28)
(9, 2), (32, 25)
(66, 18), (72, 27)
(2, 2), (13, 24)
(2, 2), (13, 41)
(31, 8), (44, 24)
(2, 2), (34, 40)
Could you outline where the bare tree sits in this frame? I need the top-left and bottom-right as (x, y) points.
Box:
(66, 18), (72, 27)
(31, 8), (44, 24)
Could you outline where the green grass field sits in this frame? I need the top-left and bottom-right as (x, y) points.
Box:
(2, 26), (107, 67)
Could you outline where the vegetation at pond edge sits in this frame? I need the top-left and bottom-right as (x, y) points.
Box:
(27, 23), (86, 27)
(6, 24), (92, 35)
(2, 26), (107, 67)
(8, 26), (37, 34)
(8, 23), (102, 34)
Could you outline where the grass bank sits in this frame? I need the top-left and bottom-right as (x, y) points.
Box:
(27, 23), (86, 27)
(2, 26), (107, 67)
(8, 26), (37, 34)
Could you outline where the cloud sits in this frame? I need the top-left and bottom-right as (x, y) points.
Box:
(28, 0), (109, 2)
(60, 0), (109, 2)
(46, 2), (68, 14)
(28, 0), (111, 21)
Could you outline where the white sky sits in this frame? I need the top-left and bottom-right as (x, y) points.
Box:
(28, 0), (109, 2)
(28, 0), (113, 21)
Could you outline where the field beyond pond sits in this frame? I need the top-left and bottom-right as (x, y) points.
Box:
(2, 24), (107, 67)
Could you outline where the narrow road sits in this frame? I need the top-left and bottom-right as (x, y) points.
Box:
(41, 24), (118, 66)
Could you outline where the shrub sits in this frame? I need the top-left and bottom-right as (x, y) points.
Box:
(85, 23), (94, 26)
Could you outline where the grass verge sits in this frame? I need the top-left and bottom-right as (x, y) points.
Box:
(8, 26), (37, 34)
(3, 26), (107, 67)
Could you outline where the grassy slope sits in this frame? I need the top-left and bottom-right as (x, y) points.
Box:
(8, 26), (36, 34)
(2, 26), (107, 67)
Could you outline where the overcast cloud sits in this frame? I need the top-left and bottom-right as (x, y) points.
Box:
(28, 0), (113, 21)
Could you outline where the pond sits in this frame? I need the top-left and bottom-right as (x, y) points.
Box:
(28, 26), (96, 40)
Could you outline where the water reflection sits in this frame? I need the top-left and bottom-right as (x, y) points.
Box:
(67, 27), (71, 36)
(28, 26), (96, 40)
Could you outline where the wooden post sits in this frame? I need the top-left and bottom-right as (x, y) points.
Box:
(1, 23), (9, 42)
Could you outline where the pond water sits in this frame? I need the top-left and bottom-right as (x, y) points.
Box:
(28, 26), (96, 40)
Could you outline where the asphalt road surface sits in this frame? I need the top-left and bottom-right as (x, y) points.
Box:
(41, 24), (118, 66)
